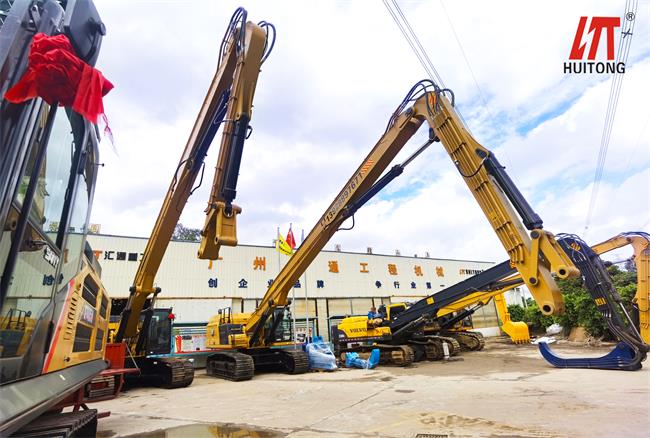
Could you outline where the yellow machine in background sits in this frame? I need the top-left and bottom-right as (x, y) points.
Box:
(493, 293), (530, 343)
(333, 265), (526, 363)
(592, 232), (649, 343)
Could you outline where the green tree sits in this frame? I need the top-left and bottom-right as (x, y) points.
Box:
(173, 223), (201, 242)
(554, 264), (638, 339)
(507, 304), (525, 322)
(522, 302), (556, 332)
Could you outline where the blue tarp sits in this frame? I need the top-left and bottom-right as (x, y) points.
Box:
(305, 336), (337, 370)
(344, 349), (380, 369)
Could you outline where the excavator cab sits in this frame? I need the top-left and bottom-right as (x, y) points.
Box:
(265, 307), (294, 343)
(0, 102), (107, 382)
(143, 308), (174, 356)
(387, 303), (408, 321)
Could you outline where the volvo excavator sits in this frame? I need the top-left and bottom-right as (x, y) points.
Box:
(333, 260), (524, 364)
(0, 1), (120, 436)
(113, 7), (277, 386)
(268, 79), (647, 371)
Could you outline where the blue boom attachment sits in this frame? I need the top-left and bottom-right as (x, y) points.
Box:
(539, 342), (641, 371)
(538, 234), (648, 371)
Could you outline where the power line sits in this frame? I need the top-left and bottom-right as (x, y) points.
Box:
(584, 0), (637, 237)
(383, 0), (478, 131)
(622, 113), (650, 175)
(390, 0), (446, 89)
(438, 0), (490, 116)
(436, 0), (520, 181)
(382, 0), (439, 86)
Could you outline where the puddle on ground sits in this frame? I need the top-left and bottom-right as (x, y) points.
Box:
(115, 423), (285, 437)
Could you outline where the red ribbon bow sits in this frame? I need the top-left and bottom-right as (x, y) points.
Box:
(4, 33), (113, 123)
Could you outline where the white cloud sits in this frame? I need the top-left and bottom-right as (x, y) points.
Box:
(91, 0), (650, 265)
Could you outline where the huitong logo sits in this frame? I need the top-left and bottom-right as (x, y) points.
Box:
(564, 13), (634, 74)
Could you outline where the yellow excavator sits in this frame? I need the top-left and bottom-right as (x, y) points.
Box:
(0, 1), (121, 435)
(431, 288), (530, 345)
(113, 7), (276, 386)
(313, 80), (647, 370)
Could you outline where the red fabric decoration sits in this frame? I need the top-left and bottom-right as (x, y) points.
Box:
(4, 33), (113, 123)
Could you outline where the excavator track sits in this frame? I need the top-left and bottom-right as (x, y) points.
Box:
(160, 357), (195, 388)
(338, 344), (414, 367)
(12, 409), (98, 437)
(427, 335), (461, 356)
(442, 330), (485, 351)
(408, 338), (443, 360)
(206, 351), (255, 381)
(410, 335), (461, 360)
(280, 349), (310, 374)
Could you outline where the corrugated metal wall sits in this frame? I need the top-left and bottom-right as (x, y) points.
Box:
(86, 234), (500, 336)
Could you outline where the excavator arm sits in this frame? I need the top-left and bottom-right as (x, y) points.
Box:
(198, 13), (275, 260)
(410, 85), (578, 315)
(399, 83), (646, 369)
(116, 8), (274, 343)
(244, 84), (440, 345)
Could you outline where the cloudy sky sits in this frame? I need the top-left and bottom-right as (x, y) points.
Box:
(90, 0), (649, 264)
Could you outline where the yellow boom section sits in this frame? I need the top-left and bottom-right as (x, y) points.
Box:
(199, 23), (267, 260)
(244, 105), (428, 340)
(414, 92), (579, 316)
(118, 21), (267, 340)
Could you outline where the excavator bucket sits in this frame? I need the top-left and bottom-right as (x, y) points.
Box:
(493, 293), (530, 344)
(538, 341), (644, 371)
(500, 320), (530, 344)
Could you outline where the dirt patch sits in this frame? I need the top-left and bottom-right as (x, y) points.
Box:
(418, 412), (554, 437)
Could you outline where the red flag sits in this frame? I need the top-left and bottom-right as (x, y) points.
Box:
(286, 226), (296, 249)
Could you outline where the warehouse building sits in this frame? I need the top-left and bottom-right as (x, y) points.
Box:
(87, 234), (510, 341)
